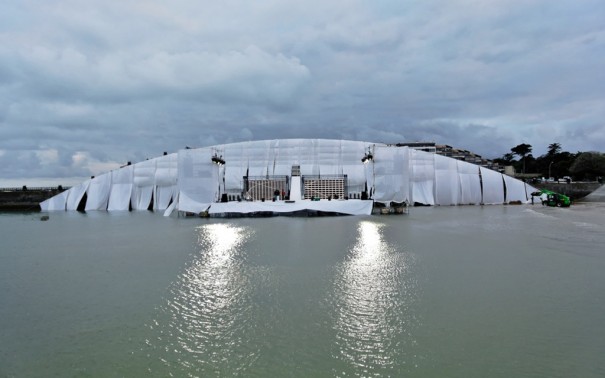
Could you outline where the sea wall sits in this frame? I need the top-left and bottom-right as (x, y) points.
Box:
(581, 184), (605, 202)
(0, 187), (67, 210)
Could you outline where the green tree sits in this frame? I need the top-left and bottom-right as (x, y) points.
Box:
(511, 143), (533, 173)
(547, 142), (562, 156)
(502, 152), (515, 163)
(569, 152), (605, 181)
(493, 152), (515, 166)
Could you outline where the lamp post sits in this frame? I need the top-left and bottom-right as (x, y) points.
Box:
(548, 161), (553, 179)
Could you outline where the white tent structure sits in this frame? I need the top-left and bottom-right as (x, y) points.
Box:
(41, 139), (535, 215)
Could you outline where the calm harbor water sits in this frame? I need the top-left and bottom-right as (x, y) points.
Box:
(1, 204), (605, 377)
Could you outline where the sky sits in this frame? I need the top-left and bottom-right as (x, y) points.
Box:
(1, 0), (604, 186)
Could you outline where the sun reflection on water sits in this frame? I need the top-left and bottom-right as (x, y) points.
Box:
(331, 220), (418, 375)
(147, 223), (257, 375)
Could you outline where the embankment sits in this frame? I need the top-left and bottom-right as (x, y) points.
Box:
(0, 187), (67, 211)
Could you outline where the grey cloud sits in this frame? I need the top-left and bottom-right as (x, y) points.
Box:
(1, 0), (604, 184)
(7, 45), (310, 107)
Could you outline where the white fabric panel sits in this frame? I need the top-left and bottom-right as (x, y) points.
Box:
(298, 139), (319, 176)
(163, 192), (178, 217)
(133, 159), (156, 187)
(177, 148), (218, 213)
(223, 142), (248, 190)
(525, 183), (538, 200)
(178, 192), (210, 214)
(155, 185), (176, 210)
(457, 161), (481, 205)
(341, 141), (370, 187)
(66, 180), (90, 210)
(480, 167), (505, 204)
(155, 153), (178, 186)
(40, 190), (68, 211)
(247, 140), (272, 176)
(317, 139), (340, 176)
(373, 146), (410, 204)
(503, 175), (528, 203)
(131, 159), (156, 210)
(272, 139), (295, 176)
(154, 153), (178, 210)
(266, 139), (280, 176)
(434, 154), (460, 205)
(410, 149), (435, 205)
(85, 173), (112, 210)
(107, 165), (134, 211)
(132, 186), (153, 210)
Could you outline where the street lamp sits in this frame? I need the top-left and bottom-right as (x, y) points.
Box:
(548, 161), (553, 179)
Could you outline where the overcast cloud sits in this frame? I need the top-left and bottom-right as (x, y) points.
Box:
(1, 0), (603, 185)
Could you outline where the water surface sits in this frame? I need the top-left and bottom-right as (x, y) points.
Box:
(1, 204), (604, 377)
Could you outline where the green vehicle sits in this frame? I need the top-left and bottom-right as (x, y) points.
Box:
(532, 189), (571, 207)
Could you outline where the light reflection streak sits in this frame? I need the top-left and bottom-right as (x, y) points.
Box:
(332, 220), (417, 375)
(147, 223), (258, 374)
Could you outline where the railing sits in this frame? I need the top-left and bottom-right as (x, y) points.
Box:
(302, 174), (348, 200)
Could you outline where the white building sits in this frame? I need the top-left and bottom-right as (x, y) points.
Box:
(41, 139), (535, 216)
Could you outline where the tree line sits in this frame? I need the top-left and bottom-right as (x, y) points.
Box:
(492, 143), (605, 181)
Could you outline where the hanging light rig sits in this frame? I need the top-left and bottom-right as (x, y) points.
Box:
(211, 151), (225, 166)
(361, 147), (373, 164)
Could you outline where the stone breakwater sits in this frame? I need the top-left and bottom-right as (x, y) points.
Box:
(0, 187), (67, 210)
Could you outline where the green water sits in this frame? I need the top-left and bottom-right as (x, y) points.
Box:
(1, 204), (604, 377)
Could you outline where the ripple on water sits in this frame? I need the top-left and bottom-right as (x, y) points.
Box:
(328, 221), (421, 376)
(145, 223), (259, 375)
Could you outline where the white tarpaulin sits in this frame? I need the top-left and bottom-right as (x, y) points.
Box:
(85, 173), (112, 210)
(434, 154), (460, 206)
(317, 139), (339, 176)
(373, 146), (410, 204)
(177, 148), (218, 213)
(107, 165), (134, 211)
(40, 190), (68, 211)
(340, 141), (369, 191)
(503, 174), (528, 203)
(480, 166), (504, 204)
(65, 180), (90, 211)
(222, 142), (248, 191)
(271, 139), (296, 176)
(457, 161), (481, 205)
(410, 149), (435, 205)
(247, 140), (272, 177)
(155, 153), (178, 210)
(155, 186), (176, 210)
(298, 139), (319, 176)
(131, 158), (156, 210)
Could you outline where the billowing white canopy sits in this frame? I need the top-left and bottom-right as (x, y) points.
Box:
(40, 139), (534, 213)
